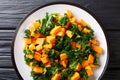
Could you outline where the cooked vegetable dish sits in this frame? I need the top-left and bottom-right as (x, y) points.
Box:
(23, 10), (103, 80)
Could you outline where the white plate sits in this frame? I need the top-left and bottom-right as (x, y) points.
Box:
(12, 2), (109, 80)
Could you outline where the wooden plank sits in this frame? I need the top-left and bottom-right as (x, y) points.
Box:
(0, 30), (14, 40)
(0, 56), (13, 68)
(0, 0), (119, 30)
(0, 68), (19, 80)
(101, 69), (120, 80)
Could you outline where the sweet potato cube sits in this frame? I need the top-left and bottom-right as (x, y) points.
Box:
(71, 42), (81, 49)
(63, 22), (71, 28)
(36, 38), (45, 45)
(42, 53), (48, 58)
(57, 28), (66, 37)
(36, 44), (43, 51)
(45, 62), (51, 68)
(78, 19), (87, 26)
(71, 42), (76, 49)
(51, 73), (61, 80)
(66, 30), (74, 38)
(41, 57), (50, 64)
(83, 28), (90, 33)
(29, 44), (36, 51)
(88, 54), (94, 64)
(85, 66), (93, 76)
(24, 38), (31, 45)
(32, 33), (44, 38)
(33, 66), (42, 74)
(50, 26), (61, 35)
(82, 60), (89, 68)
(60, 59), (68, 67)
(30, 26), (35, 33)
(89, 64), (98, 68)
(60, 53), (67, 60)
(92, 45), (103, 54)
(33, 21), (40, 29)
(78, 25), (82, 31)
(71, 72), (80, 80)
(76, 43), (81, 49)
(26, 54), (33, 59)
(76, 63), (82, 71)
(70, 17), (77, 23)
(46, 35), (56, 44)
(34, 52), (42, 62)
(66, 9), (72, 18)
(90, 38), (99, 45)
(43, 43), (52, 49)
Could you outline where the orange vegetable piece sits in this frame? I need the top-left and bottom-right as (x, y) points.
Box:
(75, 63), (82, 71)
(46, 35), (56, 44)
(90, 38), (99, 45)
(50, 26), (61, 36)
(70, 72), (80, 80)
(63, 22), (71, 28)
(34, 52), (42, 62)
(70, 17), (77, 23)
(42, 53), (48, 58)
(24, 38), (31, 45)
(36, 38), (45, 45)
(43, 43), (53, 49)
(26, 54), (33, 59)
(33, 21), (41, 29)
(88, 54), (94, 64)
(51, 73), (61, 80)
(85, 66), (93, 76)
(83, 28), (90, 33)
(45, 62), (51, 68)
(33, 66), (42, 74)
(66, 9), (72, 18)
(71, 42), (76, 49)
(92, 45), (103, 54)
(76, 43), (81, 49)
(57, 28), (66, 37)
(78, 25), (82, 31)
(36, 44), (43, 51)
(89, 64), (98, 68)
(60, 53), (67, 60)
(60, 59), (68, 67)
(29, 44), (36, 51)
(78, 19), (87, 26)
(82, 60), (89, 68)
(41, 57), (50, 64)
(71, 42), (81, 50)
(66, 30), (74, 38)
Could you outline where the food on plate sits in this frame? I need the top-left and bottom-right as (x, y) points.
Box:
(23, 10), (103, 80)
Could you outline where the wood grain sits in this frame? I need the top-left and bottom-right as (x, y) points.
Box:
(0, 0), (120, 80)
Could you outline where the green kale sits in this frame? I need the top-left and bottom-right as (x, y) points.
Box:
(54, 36), (71, 51)
(38, 13), (55, 36)
(24, 55), (32, 65)
(69, 24), (80, 35)
(24, 29), (31, 38)
(80, 69), (89, 79)
(46, 49), (60, 61)
(23, 47), (32, 54)
(31, 71), (49, 80)
(94, 53), (99, 65)
(58, 14), (69, 26)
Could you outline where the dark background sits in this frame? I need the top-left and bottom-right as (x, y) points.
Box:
(0, 0), (120, 80)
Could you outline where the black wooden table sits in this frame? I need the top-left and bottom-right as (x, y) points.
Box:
(0, 0), (120, 80)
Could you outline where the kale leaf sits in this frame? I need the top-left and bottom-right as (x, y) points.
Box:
(58, 14), (69, 26)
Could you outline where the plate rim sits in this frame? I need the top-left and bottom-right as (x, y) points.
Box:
(11, 2), (109, 80)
